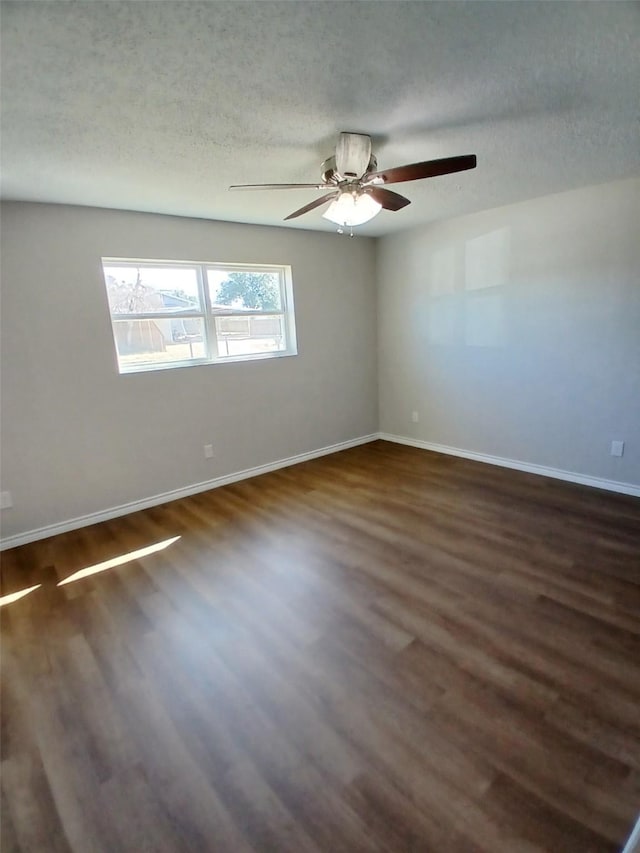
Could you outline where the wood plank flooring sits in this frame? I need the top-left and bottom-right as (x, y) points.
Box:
(1, 440), (639, 852)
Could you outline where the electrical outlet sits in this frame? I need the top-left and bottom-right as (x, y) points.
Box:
(204, 444), (214, 459)
(610, 440), (624, 457)
(0, 491), (13, 509)
(411, 411), (419, 423)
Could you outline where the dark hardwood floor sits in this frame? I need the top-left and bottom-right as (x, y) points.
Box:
(1, 440), (639, 852)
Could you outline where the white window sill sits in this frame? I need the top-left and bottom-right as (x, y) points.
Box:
(117, 348), (298, 375)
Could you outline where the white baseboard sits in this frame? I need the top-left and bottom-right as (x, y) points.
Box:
(0, 433), (379, 551)
(378, 433), (640, 498)
(3, 431), (637, 550)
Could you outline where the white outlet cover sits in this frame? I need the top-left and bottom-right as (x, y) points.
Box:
(0, 491), (12, 509)
(610, 440), (624, 457)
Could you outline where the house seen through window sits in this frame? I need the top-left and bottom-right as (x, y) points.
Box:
(102, 260), (297, 373)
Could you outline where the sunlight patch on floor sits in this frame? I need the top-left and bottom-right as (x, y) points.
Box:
(0, 584), (42, 607)
(58, 536), (181, 586)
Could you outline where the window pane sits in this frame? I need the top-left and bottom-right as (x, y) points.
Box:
(214, 314), (286, 357)
(112, 318), (207, 369)
(104, 265), (201, 313)
(207, 269), (283, 312)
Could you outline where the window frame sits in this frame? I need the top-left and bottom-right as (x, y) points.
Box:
(102, 258), (297, 374)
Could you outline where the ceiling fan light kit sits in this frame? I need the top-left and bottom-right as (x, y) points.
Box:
(230, 133), (477, 233)
(323, 191), (382, 227)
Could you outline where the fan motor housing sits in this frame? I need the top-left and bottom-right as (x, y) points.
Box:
(321, 155), (377, 185)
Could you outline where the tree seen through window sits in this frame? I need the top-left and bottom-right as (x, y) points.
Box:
(215, 272), (281, 311)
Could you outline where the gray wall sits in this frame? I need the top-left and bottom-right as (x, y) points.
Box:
(378, 177), (640, 486)
(0, 203), (377, 539)
(3, 178), (638, 542)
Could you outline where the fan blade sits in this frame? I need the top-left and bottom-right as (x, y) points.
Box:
(365, 187), (411, 211)
(365, 154), (477, 185)
(229, 183), (332, 191)
(284, 192), (338, 221)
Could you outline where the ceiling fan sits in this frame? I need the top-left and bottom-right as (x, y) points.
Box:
(230, 133), (477, 230)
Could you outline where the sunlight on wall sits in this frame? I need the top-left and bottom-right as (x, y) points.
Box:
(427, 246), (457, 345)
(425, 229), (511, 348)
(429, 246), (456, 296)
(464, 293), (507, 347)
(0, 584), (41, 607)
(464, 228), (510, 291)
(464, 227), (510, 347)
(58, 536), (181, 586)
(428, 299), (457, 346)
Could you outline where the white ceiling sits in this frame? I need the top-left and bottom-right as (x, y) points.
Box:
(1, 1), (639, 236)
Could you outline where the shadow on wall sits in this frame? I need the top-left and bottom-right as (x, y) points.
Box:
(426, 227), (511, 348)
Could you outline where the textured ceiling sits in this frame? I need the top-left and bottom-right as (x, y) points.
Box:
(1, 1), (639, 236)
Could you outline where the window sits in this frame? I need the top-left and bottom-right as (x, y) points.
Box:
(101, 259), (297, 373)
